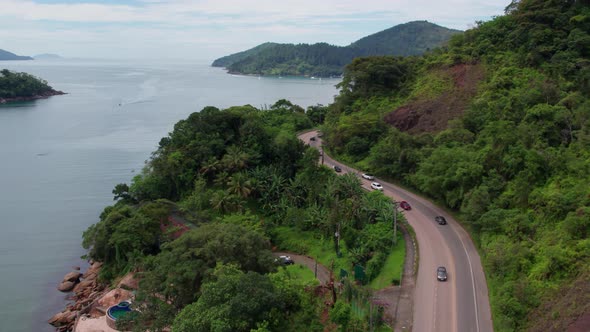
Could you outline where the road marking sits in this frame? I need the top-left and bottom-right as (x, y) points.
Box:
(433, 282), (438, 331)
(455, 225), (480, 332)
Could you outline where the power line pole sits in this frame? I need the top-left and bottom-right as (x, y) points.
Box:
(393, 202), (398, 245)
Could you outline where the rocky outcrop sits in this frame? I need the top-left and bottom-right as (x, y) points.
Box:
(98, 288), (133, 309)
(57, 271), (82, 293)
(63, 271), (82, 283)
(57, 281), (76, 292)
(117, 272), (139, 291)
(49, 262), (107, 332)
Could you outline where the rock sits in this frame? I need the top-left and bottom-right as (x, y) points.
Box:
(63, 271), (82, 282)
(48, 310), (76, 326)
(117, 272), (139, 290)
(57, 281), (75, 292)
(48, 312), (66, 326)
(73, 279), (94, 294)
(97, 288), (132, 308)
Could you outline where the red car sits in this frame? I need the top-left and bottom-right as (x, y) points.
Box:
(399, 201), (411, 210)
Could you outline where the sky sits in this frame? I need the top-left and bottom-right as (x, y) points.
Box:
(0, 0), (508, 61)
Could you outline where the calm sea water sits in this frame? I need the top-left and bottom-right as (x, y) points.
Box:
(0, 59), (339, 332)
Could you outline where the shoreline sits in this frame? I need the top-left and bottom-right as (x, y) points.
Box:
(0, 90), (66, 104)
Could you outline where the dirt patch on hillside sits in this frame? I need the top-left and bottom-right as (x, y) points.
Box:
(526, 271), (590, 332)
(384, 63), (485, 133)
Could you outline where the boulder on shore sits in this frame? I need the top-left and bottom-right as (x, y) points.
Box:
(63, 271), (82, 283)
(57, 281), (75, 292)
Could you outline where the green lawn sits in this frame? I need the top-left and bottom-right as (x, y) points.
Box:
(369, 237), (406, 289)
(282, 264), (319, 284)
(272, 226), (354, 276)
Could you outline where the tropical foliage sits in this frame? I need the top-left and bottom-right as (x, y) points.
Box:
(82, 99), (402, 331)
(323, 0), (590, 330)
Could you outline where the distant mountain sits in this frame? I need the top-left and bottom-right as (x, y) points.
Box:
(212, 21), (461, 77)
(0, 49), (33, 61)
(350, 20), (462, 56)
(34, 53), (63, 60)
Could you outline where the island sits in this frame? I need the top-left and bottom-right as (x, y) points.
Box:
(0, 49), (33, 61)
(34, 53), (64, 60)
(212, 21), (461, 77)
(0, 69), (65, 103)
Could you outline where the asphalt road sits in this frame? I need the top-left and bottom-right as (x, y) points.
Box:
(299, 130), (494, 332)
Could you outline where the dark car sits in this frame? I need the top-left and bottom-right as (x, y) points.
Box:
(276, 255), (294, 265)
(399, 201), (411, 211)
(309, 136), (316, 141)
(435, 216), (447, 225)
(333, 165), (342, 173)
(437, 266), (448, 281)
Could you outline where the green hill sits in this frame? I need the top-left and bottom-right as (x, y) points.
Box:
(212, 42), (279, 67)
(350, 20), (462, 56)
(324, 0), (590, 330)
(0, 69), (64, 102)
(212, 21), (461, 77)
(0, 49), (33, 61)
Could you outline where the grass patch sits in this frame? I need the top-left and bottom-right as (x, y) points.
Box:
(369, 237), (406, 289)
(272, 226), (354, 276)
(282, 264), (319, 284)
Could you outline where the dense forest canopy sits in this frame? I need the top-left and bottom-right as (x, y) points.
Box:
(83, 100), (404, 331)
(324, 0), (590, 330)
(213, 21), (461, 77)
(0, 69), (56, 99)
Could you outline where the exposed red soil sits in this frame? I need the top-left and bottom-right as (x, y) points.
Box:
(526, 271), (590, 332)
(161, 215), (190, 239)
(384, 63), (485, 133)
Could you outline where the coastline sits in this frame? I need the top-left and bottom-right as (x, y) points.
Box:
(0, 90), (66, 104)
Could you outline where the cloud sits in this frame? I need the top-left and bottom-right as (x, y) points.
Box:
(0, 0), (507, 59)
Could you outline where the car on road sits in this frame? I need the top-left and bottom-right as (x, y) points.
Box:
(437, 266), (448, 281)
(435, 216), (447, 225)
(361, 173), (374, 180)
(371, 182), (383, 191)
(399, 201), (411, 210)
(276, 255), (294, 265)
(309, 136), (316, 141)
(333, 165), (342, 173)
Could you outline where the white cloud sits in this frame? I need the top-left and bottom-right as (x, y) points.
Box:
(0, 0), (507, 59)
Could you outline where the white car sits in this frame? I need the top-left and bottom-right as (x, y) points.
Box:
(361, 173), (374, 180)
(371, 182), (383, 190)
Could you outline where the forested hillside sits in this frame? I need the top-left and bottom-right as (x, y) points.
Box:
(82, 101), (404, 331)
(323, 0), (590, 330)
(212, 21), (460, 77)
(0, 69), (63, 102)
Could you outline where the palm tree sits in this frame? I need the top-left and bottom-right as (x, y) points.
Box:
(227, 172), (252, 199)
(200, 157), (220, 178)
(222, 146), (249, 172)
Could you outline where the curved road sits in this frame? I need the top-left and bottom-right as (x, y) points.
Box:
(300, 130), (493, 332)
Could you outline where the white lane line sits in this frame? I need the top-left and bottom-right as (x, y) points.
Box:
(433, 281), (438, 331)
(455, 225), (480, 332)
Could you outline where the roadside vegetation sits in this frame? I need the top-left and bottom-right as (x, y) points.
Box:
(82, 99), (404, 331)
(322, 0), (590, 330)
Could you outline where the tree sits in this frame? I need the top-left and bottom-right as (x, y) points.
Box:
(172, 265), (286, 332)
